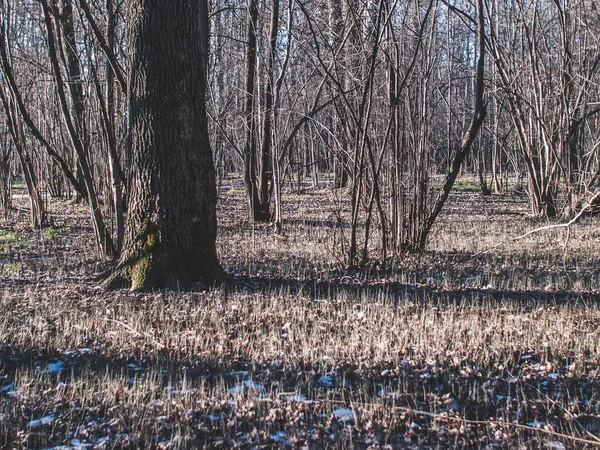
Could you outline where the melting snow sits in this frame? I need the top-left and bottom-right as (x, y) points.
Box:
(228, 370), (249, 378)
(318, 375), (333, 387)
(229, 380), (264, 395)
(271, 431), (291, 446)
(203, 414), (221, 422)
(543, 440), (566, 450)
(47, 360), (65, 373)
(27, 415), (55, 428)
(527, 420), (544, 427)
(332, 408), (356, 422)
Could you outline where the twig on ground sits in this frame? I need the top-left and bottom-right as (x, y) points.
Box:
(105, 317), (165, 349)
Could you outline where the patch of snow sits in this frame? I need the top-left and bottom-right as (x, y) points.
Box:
(332, 407), (356, 422)
(229, 380), (264, 395)
(203, 414), (221, 422)
(63, 347), (98, 357)
(527, 420), (544, 428)
(164, 386), (198, 396)
(271, 431), (291, 446)
(543, 440), (566, 450)
(318, 375), (333, 387)
(286, 394), (317, 404)
(27, 415), (55, 428)
(47, 360), (65, 373)
(228, 370), (249, 378)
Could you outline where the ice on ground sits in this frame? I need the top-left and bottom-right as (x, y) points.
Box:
(228, 380), (264, 395)
(47, 360), (65, 373)
(332, 408), (356, 422)
(27, 415), (55, 428)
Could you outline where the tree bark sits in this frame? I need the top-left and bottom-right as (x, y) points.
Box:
(418, 0), (486, 250)
(111, 0), (225, 290)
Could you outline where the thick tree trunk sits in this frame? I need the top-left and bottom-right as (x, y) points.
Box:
(113, 0), (225, 290)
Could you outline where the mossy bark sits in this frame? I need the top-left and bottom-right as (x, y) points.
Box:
(112, 0), (225, 291)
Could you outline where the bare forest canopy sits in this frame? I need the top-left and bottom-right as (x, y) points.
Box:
(0, 0), (599, 266)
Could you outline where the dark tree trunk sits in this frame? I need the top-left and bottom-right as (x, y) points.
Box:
(243, 0), (270, 221)
(257, 0), (280, 222)
(112, 0), (225, 290)
(60, 0), (87, 202)
(105, 0), (124, 253)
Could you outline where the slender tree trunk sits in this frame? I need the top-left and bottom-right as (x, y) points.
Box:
(256, 0), (280, 221)
(60, 0), (87, 202)
(418, 0), (486, 250)
(41, 0), (115, 257)
(242, 0), (267, 221)
(105, 0), (124, 253)
(109, 0), (225, 290)
(0, 89), (45, 228)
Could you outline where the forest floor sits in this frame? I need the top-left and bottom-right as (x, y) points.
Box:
(1, 177), (600, 449)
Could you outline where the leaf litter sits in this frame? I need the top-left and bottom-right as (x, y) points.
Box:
(1, 183), (600, 448)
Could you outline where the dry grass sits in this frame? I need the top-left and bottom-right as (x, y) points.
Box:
(1, 179), (599, 448)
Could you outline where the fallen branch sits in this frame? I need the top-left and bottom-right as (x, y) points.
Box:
(390, 405), (600, 447)
(105, 317), (165, 349)
(328, 399), (600, 447)
(471, 190), (600, 260)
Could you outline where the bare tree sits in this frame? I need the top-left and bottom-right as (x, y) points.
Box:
(106, 0), (225, 290)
